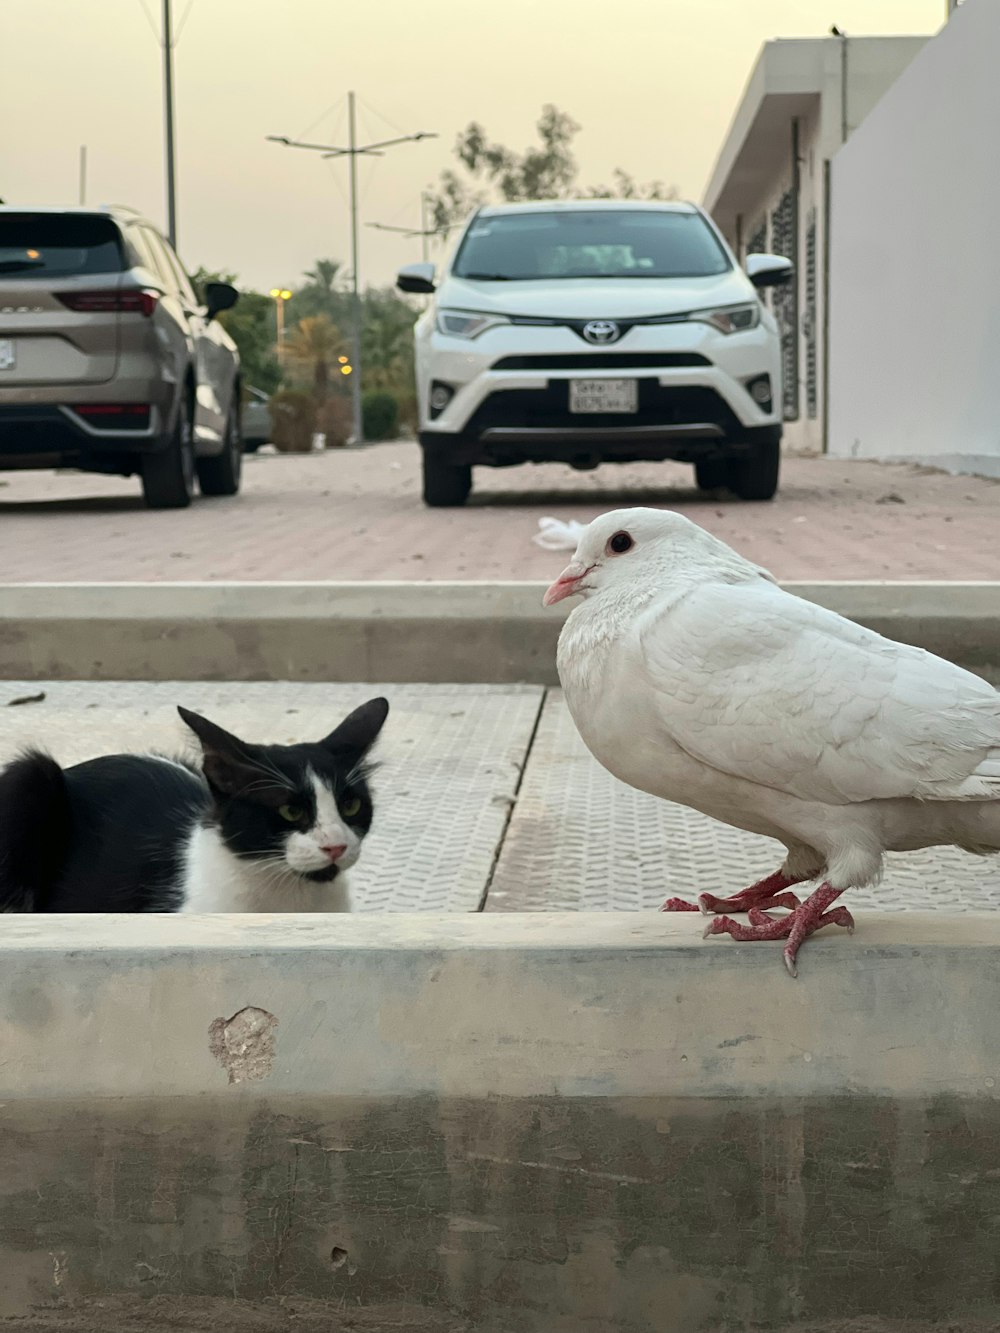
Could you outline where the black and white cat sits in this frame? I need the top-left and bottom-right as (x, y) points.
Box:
(0, 697), (389, 913)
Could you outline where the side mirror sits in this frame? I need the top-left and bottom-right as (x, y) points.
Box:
(204, 281), (240, 319)
(746, 253), (793, 289)
(396, 262), (436, 295)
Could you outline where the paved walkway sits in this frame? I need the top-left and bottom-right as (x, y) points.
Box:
(3, 679), (995, 915)
(1, 443), (997, 582)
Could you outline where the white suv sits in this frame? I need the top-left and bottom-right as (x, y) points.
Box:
(398, 200), (792, 507)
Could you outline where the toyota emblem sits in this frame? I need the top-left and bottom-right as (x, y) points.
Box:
(582, 319), (622, 345)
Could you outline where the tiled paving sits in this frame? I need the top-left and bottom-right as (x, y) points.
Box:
(1, 442), (997, 582)
(3, 679), (997, 915)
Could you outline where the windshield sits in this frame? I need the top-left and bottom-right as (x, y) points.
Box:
(453, 209), (730, 282)
(0, 214), (125, 277)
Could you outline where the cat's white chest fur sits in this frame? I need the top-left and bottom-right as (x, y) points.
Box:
(180, 825), (353, 913)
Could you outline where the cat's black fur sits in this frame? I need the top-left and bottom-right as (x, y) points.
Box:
(0, 697), (388, 913)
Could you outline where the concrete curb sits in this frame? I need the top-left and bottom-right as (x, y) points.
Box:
(3, 913), (1000, 1324)
(0, 580), (998, 683)
(0, 910), (996, 1100)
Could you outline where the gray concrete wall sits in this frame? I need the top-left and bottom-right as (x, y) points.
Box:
(2, 581), (998, 684)
(3, 913), (1000, 1330)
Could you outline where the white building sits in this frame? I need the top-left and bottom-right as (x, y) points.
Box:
(828, 0), (1000, 477)
(703, 33), (928, 453)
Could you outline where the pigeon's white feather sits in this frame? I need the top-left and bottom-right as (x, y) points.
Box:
(631, 578), (1000, 806)
(551, 506), (1000, 892)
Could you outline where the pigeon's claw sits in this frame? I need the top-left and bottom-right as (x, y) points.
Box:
(660, 897), (701, 912)
(703, 882), (851, 977)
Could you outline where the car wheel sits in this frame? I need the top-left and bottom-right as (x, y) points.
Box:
(694, 459), (729, 492)
(242, 439), (262, 454)
(726, 438), (781, 502)
(197, 397), (243, 497)
(141, 396), (195, 510)
(422, 452), (472, 507)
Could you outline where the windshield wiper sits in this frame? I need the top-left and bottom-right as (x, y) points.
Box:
(459, 272), (515, 281)
(0, 260), (45, 273)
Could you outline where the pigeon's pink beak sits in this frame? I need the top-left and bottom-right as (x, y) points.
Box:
(543, 562), (591, 607)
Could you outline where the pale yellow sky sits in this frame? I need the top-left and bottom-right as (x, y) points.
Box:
(0, 0), (945, 291)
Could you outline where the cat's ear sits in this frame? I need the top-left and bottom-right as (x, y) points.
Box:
(321, 697), (389, 759)
(177, 707), (269, 799)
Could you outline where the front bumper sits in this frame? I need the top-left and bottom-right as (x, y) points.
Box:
(417, 317), (782, 442)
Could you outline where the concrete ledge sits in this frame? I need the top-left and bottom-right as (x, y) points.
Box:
(1, 580), (998, 682)
(0, 911), (997, 1101)
(2, 913), (1000, 1329)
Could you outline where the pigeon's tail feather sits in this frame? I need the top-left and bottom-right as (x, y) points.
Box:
(0, 750), (72, 911)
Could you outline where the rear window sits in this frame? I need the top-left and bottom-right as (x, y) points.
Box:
(0, 214), (125, 278)
(453, 209), (731, 281)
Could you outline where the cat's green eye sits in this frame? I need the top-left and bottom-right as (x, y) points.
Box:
(340, 796), (362, 820)
(279, 804), (303, 823)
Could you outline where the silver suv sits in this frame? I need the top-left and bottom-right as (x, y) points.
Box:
(0, 206), (243, 509)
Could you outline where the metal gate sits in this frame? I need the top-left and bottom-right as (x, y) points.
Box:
(804, 209), (818, 419)
(770, 188), (799, 422)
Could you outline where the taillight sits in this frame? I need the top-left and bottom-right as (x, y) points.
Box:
(56, 289), (159, 317)
(70, 404), (152, 431)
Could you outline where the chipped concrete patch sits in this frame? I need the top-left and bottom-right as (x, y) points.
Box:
(208, 1007), (278, 1084)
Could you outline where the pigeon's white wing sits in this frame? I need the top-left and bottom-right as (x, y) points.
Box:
(633, 580), (1000, 805)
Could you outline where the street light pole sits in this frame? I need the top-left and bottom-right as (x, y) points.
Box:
(267, 103), (436, 445)
(270, 289), (292, 363)
(347, 92), (363, 446)
(162, 0), (177, 247)
(366, 195), (440, 262)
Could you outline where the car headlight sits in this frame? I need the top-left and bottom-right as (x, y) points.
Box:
(689, 304), (761, 335)
(436, 308), (510, 339)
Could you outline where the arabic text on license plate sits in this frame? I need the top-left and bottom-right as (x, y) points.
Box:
(0, 339), (15, 372)
(569, 378), (637, 414)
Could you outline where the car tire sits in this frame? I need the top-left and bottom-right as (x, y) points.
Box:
(197, 397), (243, 497)
(141, 395), (195, 510)
(694, 459), (729, 492)
(422, 452), (472, 507)
(242, 439), (263, 455)
(726, 438), (781, 502)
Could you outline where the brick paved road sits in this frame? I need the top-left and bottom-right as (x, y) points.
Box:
(1, 442), (997, 582)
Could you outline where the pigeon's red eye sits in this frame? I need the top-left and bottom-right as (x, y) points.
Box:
(607, 531), (634, 555)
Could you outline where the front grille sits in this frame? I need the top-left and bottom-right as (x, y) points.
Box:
(490, 352), (710, 371)
(465, 382), (740, 436)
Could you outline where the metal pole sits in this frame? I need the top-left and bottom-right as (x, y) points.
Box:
(276, 296), (284, 364)
(420, 192), (430, 265)
(162, 0), (178, 247)
(348, 91), (363, 445)
(78, 146), (87, 205)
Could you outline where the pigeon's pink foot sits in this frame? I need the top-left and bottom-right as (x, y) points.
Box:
(661, 869), (803, 915)
(661, 869), (807, 915)
(703, 882), (851, 978)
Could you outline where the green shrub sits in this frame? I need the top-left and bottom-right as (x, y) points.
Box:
(362, 391), (399, 442)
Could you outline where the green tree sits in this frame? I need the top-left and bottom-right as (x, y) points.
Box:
(426, 104), (677, 233)
(287, 258), (348, 326)
(191, 268), (281, 395)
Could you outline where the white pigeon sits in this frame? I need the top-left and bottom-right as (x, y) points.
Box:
(543, 507), (1000, 976)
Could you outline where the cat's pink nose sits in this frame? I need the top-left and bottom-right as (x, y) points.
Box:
(321, 844), (348, 862)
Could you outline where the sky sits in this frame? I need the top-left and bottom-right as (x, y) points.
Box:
(1, 0), (946, 293)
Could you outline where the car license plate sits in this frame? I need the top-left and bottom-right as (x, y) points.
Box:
(569, 378), (637, 413)
(0, 339), (15, 372)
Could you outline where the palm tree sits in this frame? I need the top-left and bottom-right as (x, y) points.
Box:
(303, 258), (341, 296)
(284, 315), (346, 404)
